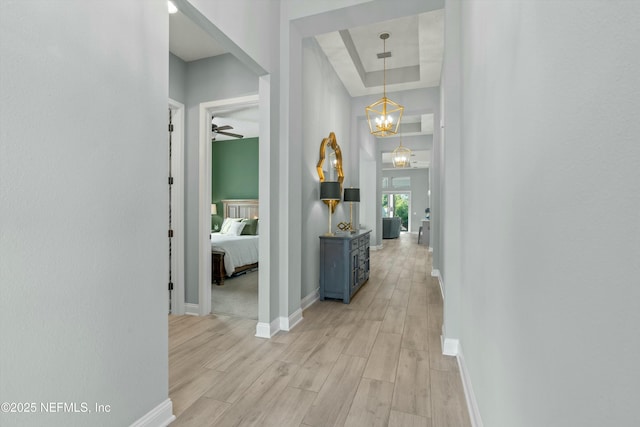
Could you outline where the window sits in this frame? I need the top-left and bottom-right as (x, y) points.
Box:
(392, 176), (410, 188)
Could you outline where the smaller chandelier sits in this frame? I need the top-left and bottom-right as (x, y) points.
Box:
(366, 32), (404, 137)
(392, 139), (411, 168)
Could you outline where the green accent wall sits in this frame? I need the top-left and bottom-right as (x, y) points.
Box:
(211, 137), (259, 230)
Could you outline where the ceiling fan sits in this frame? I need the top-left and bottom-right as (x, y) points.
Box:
(211, 117), (243, 141)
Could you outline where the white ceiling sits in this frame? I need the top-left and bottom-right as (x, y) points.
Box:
(168, 5), (444, 154)
(315, 10), (444, 98)
(211, 104), (260, 141)
(169, 10), (226, 62)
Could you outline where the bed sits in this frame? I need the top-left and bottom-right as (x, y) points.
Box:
(211, 199), (259, 286)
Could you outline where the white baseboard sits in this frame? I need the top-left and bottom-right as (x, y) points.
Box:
(431, 269), (444, 300)
(371, 244), (383, 251)
(184, 303), (199, 316)
(457, 345), (483, 427)
(255, 317), (280, 338)
(129, 398), (175, 427)
(301, 289), (319, 311)
(280, 308), (303, 331)
(429, 246), (433, 252)
(256, 306), (306, 338)
(442, 336), (459, 356)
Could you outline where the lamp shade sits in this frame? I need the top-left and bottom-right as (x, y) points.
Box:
(211, 204), (217, 215)
(344, 188), (360, 202)
(320, 181), (341, 200)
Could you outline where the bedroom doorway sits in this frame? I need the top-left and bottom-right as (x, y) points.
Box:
(198, 95), (266, 327)
(168, 99), (185, 315)
(169, 2), (272, 336)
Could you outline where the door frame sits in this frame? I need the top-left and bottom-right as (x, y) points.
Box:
(198, 94), (260, 316)
(168, 98), (185, 315)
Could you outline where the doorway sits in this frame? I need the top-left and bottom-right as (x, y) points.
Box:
(169, 0), (272, 337)
(382, 191), (411, 232)
(198, 95), (261, 318)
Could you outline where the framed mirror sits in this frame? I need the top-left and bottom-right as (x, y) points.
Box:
(316, 132), (344, 213)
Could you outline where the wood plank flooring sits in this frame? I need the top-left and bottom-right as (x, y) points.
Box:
(169, 232), (471, 427)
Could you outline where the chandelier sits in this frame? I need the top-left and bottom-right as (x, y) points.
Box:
(392, 137), (411, 168)
(365, 32), (404, 137)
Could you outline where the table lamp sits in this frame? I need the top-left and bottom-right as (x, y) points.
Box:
(343, 188), (360, 233)
(320, 181), (341, 236)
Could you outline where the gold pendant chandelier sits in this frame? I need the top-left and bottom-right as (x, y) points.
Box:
(366, 32), (404, 137)
(392, 138), (411, 168)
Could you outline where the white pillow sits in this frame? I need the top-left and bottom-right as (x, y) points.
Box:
(220, 217), (242, 234)
(227, 220), (246, 236)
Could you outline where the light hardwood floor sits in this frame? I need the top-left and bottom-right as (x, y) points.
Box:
(169, 232), (471, 427)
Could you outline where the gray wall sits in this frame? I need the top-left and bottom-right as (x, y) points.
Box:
(169, 53), (187, 103)
(181, 53), (259, 304)
(301, 37), (353, 302)
(452, 1), (640, 426)
(0, 1), (169, 426)
(437, 0), (464, 347)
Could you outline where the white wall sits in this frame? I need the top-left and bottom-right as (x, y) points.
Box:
(359, 154), (378, 241)
(300, 37), (353, 302)
(287, 0), (374, 20)
(358, 119), (379, 243)
(187, 0), (279, 74)
(454, 1), (640, 426)
(0, 1), (170, 426)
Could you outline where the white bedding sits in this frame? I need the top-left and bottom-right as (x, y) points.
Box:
(210, 234), (259, 276)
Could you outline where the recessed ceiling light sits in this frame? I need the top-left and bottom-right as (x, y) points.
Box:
(168, 1), (178, 14)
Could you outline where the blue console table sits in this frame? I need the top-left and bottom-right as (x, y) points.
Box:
(319, 230), (371, 303)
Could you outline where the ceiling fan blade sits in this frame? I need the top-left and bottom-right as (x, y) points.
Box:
(216, 131), (244, 138)
(214, 125), (233, 131)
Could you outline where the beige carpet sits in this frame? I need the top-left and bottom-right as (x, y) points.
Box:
(211, 269), (258, 320)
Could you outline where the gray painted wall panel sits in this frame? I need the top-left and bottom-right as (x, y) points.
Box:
(301, 37), (353, 303)
(0, 1), (169, 425)
(169, 53), (187, 103)
(456, 1), (640, 426)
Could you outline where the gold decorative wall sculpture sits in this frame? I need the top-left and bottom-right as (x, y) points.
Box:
(317, 132), (344, 213)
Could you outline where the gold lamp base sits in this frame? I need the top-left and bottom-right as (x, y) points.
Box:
(325, 206), (334, 236)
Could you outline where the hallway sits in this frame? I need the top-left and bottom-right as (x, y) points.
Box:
(169, 232), (470, 426)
